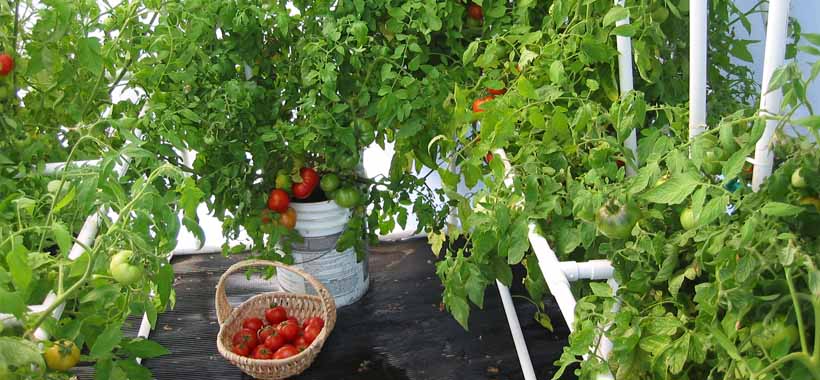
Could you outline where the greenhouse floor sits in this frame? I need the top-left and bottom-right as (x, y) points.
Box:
(81, 238), (574, 379)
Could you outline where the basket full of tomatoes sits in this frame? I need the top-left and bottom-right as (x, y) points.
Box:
(215, 259), (336, 379)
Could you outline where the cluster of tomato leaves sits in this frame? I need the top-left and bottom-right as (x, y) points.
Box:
(231, 305), (325, 361)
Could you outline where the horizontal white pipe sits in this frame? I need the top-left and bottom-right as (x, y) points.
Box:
(496, 281), (538, 380)
(42, 159), (102, 175)
(528, 224), (577, 332)
(559, 260), (615, 282)
(752, 0), (790, 191)
(689, 0), (708, 139)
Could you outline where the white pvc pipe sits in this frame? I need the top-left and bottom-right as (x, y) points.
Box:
(496, 282), (538, 380)
(752, 0), (791, 191)
(614, 0), (638, 177)
(42, 159), (102, 175)
(528, 224), (577, 331)
(689, 0), (708, 139)
(559, 260), (615, 282)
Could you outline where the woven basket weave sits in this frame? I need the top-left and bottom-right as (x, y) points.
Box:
(215, 259), (337, 379)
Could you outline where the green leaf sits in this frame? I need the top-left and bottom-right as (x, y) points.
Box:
(589, 282), (612, 297)
(54, 186), (76, 213)
(0, 289), (26, 318)
(91, 324), (124, 359)
(122, 339), (170, 359)
(157, 262), (175, 309)
(463, 41), (479, 64)
(0, 337), (45, 373)
(117, 359), (152, 380)
(641, 172), (700, 204)
(761, 202), (803, 217)
(448, 294), (470, 330)
(518, 48), (538, 68)
(699, 195), (728, 226)
(178, 109), (201, 123)
(6, 245), (32, 292)
(53, 222), (73, 256)
(517, 76), (536, 99)
(708, 324), (742, 361)
(611, 24), (637, 37)
(78, 37), (103, 75)
(793, 115), (820, 129)
(549, 61), (564, 84)
(507, 218), (529, 264)
(603, 6), (629, 26)
(803, 33), (820, 46)
(463, 162), (481, 188)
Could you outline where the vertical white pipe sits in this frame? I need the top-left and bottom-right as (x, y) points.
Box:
(689, 0), (708, 139)
(528, 224), (577, 331)
(614, 0), (638, 177)
(752, 0), (791, 191)
(496, 282), (538, 380)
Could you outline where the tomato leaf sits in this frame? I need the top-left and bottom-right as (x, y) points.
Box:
(603, 6), (630, 26)
(122, 338), (170, 359)
(0, 289), (26, 318)
(641, 172), (700, 205)
(91, 324), (124, 359)
(761, 202), (804, 217)
(0, 337), (45, 373)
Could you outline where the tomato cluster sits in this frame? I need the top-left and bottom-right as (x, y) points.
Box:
(231, 305), (325, 360)
(265, 165), (362, 225)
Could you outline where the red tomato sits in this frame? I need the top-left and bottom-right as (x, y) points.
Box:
(467, 2), (483, 21)
(267, 189), (290, 213)
(472, 95), (494, 113)
(252, 345), (274, 360)
(488, 87), (507, 95)
(303, 317), (325, 330)
(265, 306), (288, 325)
(233, 342), (251, 357)
(273, 344), (299, 359)
(233, 328), (259, 348)
(293, 335), (309, 351)
(0, 53), (13, 76)
(485, 152), (494, 163)
(277, 320), (300, 342)
(292, 182), (311, 199)
(300, 167), (320, 188)
(616, 159), (625, 168)
(264, 332), (287, 351)
(260, 209), (273, 224)
(303, 324), (322, 345)
(242, 317), (264, 332)
(258, 325), (276, 342)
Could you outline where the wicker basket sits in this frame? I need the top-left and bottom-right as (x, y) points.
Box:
(215, 259), (337, 379)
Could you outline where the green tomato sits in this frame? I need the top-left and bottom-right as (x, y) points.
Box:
(680, 208), (697, 230)
(275, 169), (292, 190)
(702, 148), (723, 175)
(791, 168), (807, 188)
(334, 187), (361, 208)
(320, 174), (340, 193)
(109, 250), (143, 286)
(751, 321), (799, 354)
(595, 200), (640, 239)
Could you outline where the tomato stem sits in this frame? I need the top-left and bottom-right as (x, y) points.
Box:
(785, 267), (810, 354)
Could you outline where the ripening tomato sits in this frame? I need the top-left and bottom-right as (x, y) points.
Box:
(303, 324), (322, 345)
(258, 325), (276, 342)
(242, 317), (264, 332)
(267, 189), (290, 213)
(301, 167), (319, 188)
(233, 328), (259, 348)
(487, 87), (507, 96)
(265, 306), (288, 325)
(277, 320), (299, 342)
(279, 207), (297, 229)
(303, 317), (325, 330)
(485, 152), (494, 164)
(43, 340), (80, 371)
(252, 345), (274, 360)
(275, 169), (292, 191)
(233, 342), (251, 357)
(273, 344), (299, 359)
(595, 199), (640, 239)
(467, 2), (483, 21)
(472, 95), (494, 113)
(260, 209), (274, 224)
(0, 53), (14, 76)
(264, 332), (287, 351)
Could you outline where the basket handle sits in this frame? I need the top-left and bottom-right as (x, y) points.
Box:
(215, 259), (335, 325)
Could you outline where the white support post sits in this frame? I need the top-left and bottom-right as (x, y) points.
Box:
(528, 225), (578, 331)
(614, 0), (638, 177)
(752, 0), (791, 191)
(689, 0), (708, 139)
(496, 281), (538, 380)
